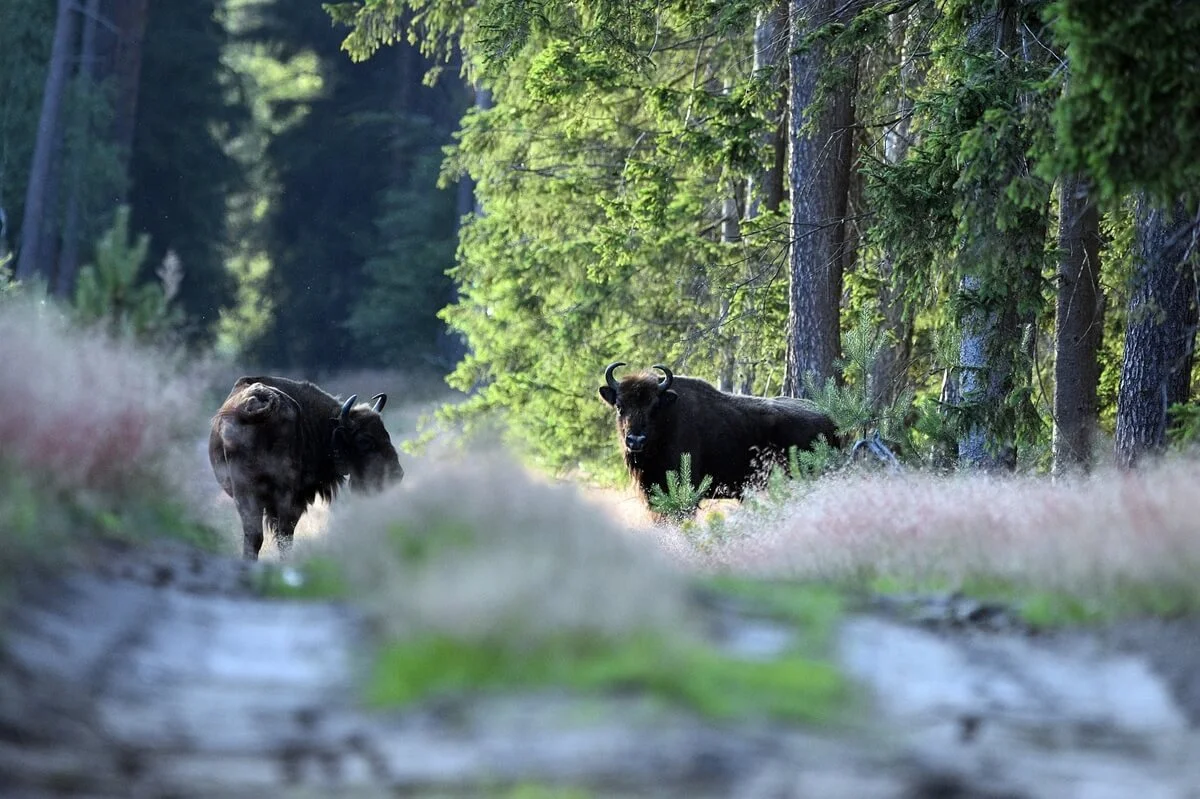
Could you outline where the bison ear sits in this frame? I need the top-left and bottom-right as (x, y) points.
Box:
(658, 390), (678, 409)
(598, 386), (618, 406)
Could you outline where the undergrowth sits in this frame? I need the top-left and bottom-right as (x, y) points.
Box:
(367, 632), (847, 724)
(0, 292), (225, 615)
(279, 454), (851, 723)
(658, 459), (1200, 626)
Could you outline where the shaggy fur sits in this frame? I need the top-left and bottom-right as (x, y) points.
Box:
(599, 365), (838, 507)
(209, 375), (402, 559)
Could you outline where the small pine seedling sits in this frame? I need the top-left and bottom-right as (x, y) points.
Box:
(649, 453), (713, 521)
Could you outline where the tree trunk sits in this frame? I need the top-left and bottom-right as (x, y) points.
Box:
(110, 0), (149, 189)
(718, 188), (740, 392)
(1052, 176), (1103, 474)
(955, 1), (1047, 470)
(56, 0), (105, 298)
(868, 7), (922, 412)
(15, 0), (76, 283)
(1114, 197), (1198, 467)
(783, 0), (854, 396)
(957, 275), (1021, 469)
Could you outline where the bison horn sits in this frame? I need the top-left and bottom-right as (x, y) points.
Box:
(371, 393), (387, 413)
(652, 364), (674, 393)
(604, 362), (626, 392)
(339, 394), (358, 424)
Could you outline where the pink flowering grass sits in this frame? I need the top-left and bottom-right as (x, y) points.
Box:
(0, 296), (201, 495)
(0, 295), (222, 571)
(657, 460), (1200, 617)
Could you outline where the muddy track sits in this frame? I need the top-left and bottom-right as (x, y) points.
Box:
(2, 544), (1199, 798)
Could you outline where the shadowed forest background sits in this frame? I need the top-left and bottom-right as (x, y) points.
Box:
(4, 0), (1199, 487)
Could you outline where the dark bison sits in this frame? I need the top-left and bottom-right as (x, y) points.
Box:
(209, 375), (403, 559)
(598, 362), (838, 507)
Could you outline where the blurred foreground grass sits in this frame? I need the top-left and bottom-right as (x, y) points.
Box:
(270, 456), (852, 723)
(0, 295), (225, 611)
(658, 461), (1200, 627)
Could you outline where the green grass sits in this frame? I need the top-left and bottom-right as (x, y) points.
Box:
(864, 571), (1200, 628)
(0, 458), (224, 618)
(257, 556), (348, 599)
(367, 631), (849, 724)
(701, 577), (844, 641)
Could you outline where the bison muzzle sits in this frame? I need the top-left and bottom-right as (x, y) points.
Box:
(209, 375), (403, 559)
(598, 362), (838, 508)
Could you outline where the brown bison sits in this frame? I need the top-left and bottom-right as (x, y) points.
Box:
(598, 362), (838, 507)
(209, 375), (403, 559)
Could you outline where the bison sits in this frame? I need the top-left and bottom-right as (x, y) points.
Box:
(598, 362), (838, 508)
(209, 375), (403, 559)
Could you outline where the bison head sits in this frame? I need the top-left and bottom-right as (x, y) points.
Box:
(331, 393), (404, 492)
(598, 362), (677, 455)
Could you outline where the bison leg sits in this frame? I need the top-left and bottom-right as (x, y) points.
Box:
(269, 507), (303, 557)
(234, 493), (266, 560)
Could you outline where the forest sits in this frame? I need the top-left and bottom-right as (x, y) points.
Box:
(5, 3), (1200, 794)
(2, 0), (1199, 484)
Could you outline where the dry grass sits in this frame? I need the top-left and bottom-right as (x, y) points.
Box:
(655, 459), (1200, 606)
(0, 296), (206, 496)
(0, 294), (229, 581)
(304, 447), (698, 645)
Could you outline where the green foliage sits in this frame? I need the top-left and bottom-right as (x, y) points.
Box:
(701, 577), (845, 649)
(0, 254), (15, 294)
(323, 0), (798, 474)
(785, 439), (844, 482)
(862, 4), (1057, 466)
(241, 0), (467, 371)
(1047, 0), (1200, 206)
(129, 0), (247, 342)
(503, 786), (593, 799)
(73, 206), (183, 340)
(0, 456), (222, 619)
(367, 631), (848, 723)
(803, 310), (915, 445)
(346, 115), (462, 367)
(648, 453), (713, 521)
(0, 0), (54, 238)
(1166, 403), (1200, 452)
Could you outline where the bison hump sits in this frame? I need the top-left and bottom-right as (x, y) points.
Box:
(222, 383), (296, 424)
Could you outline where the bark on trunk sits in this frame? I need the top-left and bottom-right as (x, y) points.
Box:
(110, 0), (149, 189)
(718, 190), (740, 392)
(1052, 176), (1103, 474)
(1114, 197), (1199, 467)
(783, 0), (854, 396)
(56, 0), (104, 298)
(955, 1), (1047, 470)
(957, 275), (1021, 470)
(15, 0), (76, 283)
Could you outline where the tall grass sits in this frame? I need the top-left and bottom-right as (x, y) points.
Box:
(0, 294), (223, 590)
(657, 460), (1200, 619)
(288, 453), (848, 720)
(311, 450), (697, 644)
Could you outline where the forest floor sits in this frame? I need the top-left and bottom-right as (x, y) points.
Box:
(3, 489), (1200, 799)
